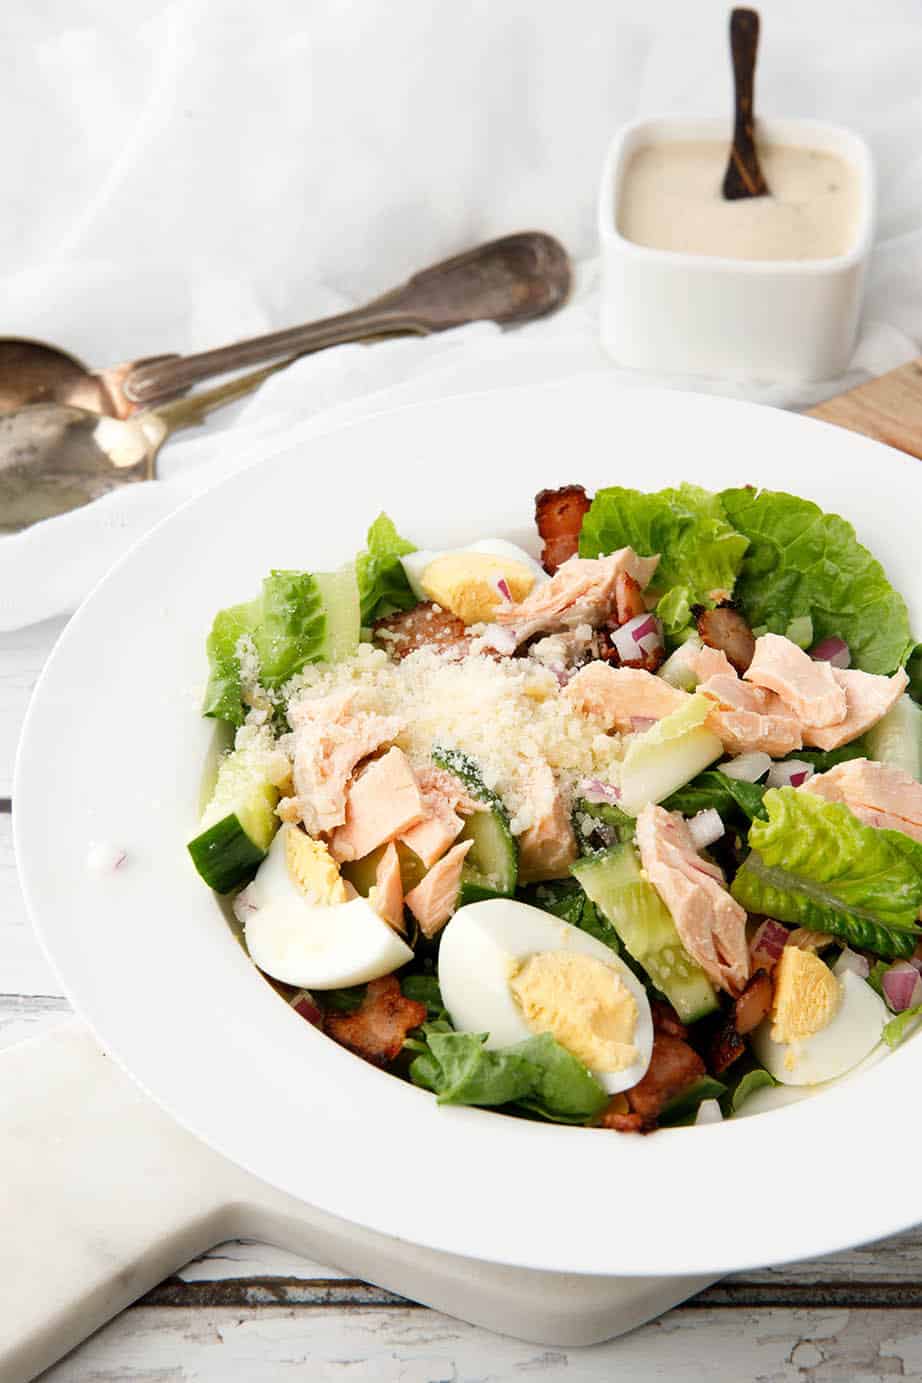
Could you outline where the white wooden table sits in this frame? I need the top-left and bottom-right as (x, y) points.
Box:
(4, 618), (922, 1381)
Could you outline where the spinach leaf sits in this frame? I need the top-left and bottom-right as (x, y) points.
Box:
(662, 770), (767, 824)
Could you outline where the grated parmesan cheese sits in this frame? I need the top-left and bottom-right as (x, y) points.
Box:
(283, 646), (621, 835)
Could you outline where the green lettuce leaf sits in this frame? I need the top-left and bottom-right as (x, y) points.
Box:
(571, 797), (637, 854)
(659, 1076), (727, 1127)
(202, 601), (257, 727)
(514, 1033), (609, 1123)
(400, 972), (446, 1021)
(253, 570), (326, 688)
(725, 1065), (777, 1115)
(662, 770), (767, 824)
(407, 1026), (607, 1122)
(356, 513), (417, 624)
(720, 487), (914, 675)
(883, 1004), (922, 1049)
(579, 483), (749, 634)
(732, 787), (922, 959)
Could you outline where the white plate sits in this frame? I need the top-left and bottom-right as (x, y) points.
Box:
(14, 376), (922, 1277)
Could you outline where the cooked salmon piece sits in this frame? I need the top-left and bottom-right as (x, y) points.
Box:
(801, 667), (909, 751)
(803, 756), (922, 843)
(494, 549), (660, 646)
(368, 841), (405, 933)
(404, 839), (474, 938)
(745, 633), (847, 727)
(400, 773), (465, 868)
(696, 604), (756, 675)
(636, 803), (750, 995)
(684, 642), (737, 683)
(698, 674), (803, 756)
(517, 763), (578, 883)
(564, 663), (688, 733)
(279, 690), (403, 835)
(329, 747), (425, 862)
(534, 485), (591, 575)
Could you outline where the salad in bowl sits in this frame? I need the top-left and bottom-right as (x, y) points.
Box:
(187, 480), (922, 1135)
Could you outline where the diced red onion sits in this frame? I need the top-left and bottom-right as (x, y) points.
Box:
(811, 637), (851, 669)
(232, 885), (258, 926)
(289, 988), (322, 1027)
(688, 808), (725, 851)
(579, 778), (622, 805)
(630, 716), (656, 733)
(480, 624), (518, 656)
(833, 948), (870, 980)
(695, 1099), (723, 1126)
(882, 961), (922, 1012)
(749, 918), (789, 965)
(494, 576), (513, 603)
(611, 614), (665, 662)
(767, 759), (815, 790)
(721, 752), (771, 783)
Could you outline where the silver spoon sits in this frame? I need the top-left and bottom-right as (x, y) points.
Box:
(0, 232), (571, 418)
(0, 359), (291, 534)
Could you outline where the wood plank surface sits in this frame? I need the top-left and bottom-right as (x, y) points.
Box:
(807, 355), (922, 457)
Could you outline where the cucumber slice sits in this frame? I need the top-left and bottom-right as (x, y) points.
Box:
(866, 694), (922, 782)
(431, 746), (518, 903)
(618, 695), (723, 817)
(572, 843), (718, 1023)
(314, 563), (361, 664)
(188, 747), (280, 893)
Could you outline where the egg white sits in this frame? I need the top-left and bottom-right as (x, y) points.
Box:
(438, 898), (654, 1093)
(751, 969), (888, 1087)
(242, 827), (413, 989)
(400, 539), (547, 602)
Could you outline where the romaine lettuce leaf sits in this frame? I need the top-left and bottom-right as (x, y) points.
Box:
(731, 787), (922, 958)
(202, 600), (257, 727)
(356, 513), (417, 624)
(662, 769), (767, 823)
(579, 483), (749, 634)
(253, 570), (326, 687)
(883, 1004), (922, 1049)
(724, 1064), (777, 1115)
(720, 487), (914, 675)
(407, 1026), (607, 1122)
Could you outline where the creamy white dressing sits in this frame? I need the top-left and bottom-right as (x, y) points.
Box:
(618, 140), (860, 261)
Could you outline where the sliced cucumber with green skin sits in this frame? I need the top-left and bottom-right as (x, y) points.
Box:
(431, 746), (518, 903)
(866, 694), (922, 782)
(188, 750), (280, 893)
(572, 843), (719, 1023)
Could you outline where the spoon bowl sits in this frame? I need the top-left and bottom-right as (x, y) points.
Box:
(0, 232), (571, 417)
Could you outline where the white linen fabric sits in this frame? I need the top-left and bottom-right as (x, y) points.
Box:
(3, 0), (922, 630)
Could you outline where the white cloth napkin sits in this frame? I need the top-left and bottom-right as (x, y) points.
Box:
(3, 0), (922, 631)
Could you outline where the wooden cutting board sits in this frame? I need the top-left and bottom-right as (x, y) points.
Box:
(807, 357), (922, 458)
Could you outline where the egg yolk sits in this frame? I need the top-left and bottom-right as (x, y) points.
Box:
(770, 945), (840, 1045)
(509, 951), (638, 1072)
(421, 552), (535, 625)
(285, 828), (348, 905)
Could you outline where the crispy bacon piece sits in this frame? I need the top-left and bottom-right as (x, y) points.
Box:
(650, 999), (688, 1041)
(373, 602), (469, 661)
(696, 603), (756, 675)
(734, 968), (773, 1036)
(323, 976), (426, 1067)
(606, 1033), (706, 1132)
(708, 1019), (746, 1075)
(534, 485), (591, 575)
(614, 571), (647, 624)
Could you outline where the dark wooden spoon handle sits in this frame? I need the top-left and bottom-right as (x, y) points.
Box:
(723, 7), (769, 200)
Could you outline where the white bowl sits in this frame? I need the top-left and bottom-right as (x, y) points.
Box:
(598, 116), (875, 382)
(14, 379), (922, 1277)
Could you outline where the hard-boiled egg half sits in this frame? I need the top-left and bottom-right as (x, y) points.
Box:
(239, 824), (413, 989)
(751, 946), (887, 1086)
(438, 898), (654, 1093)
(401, 539), (547, 625)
